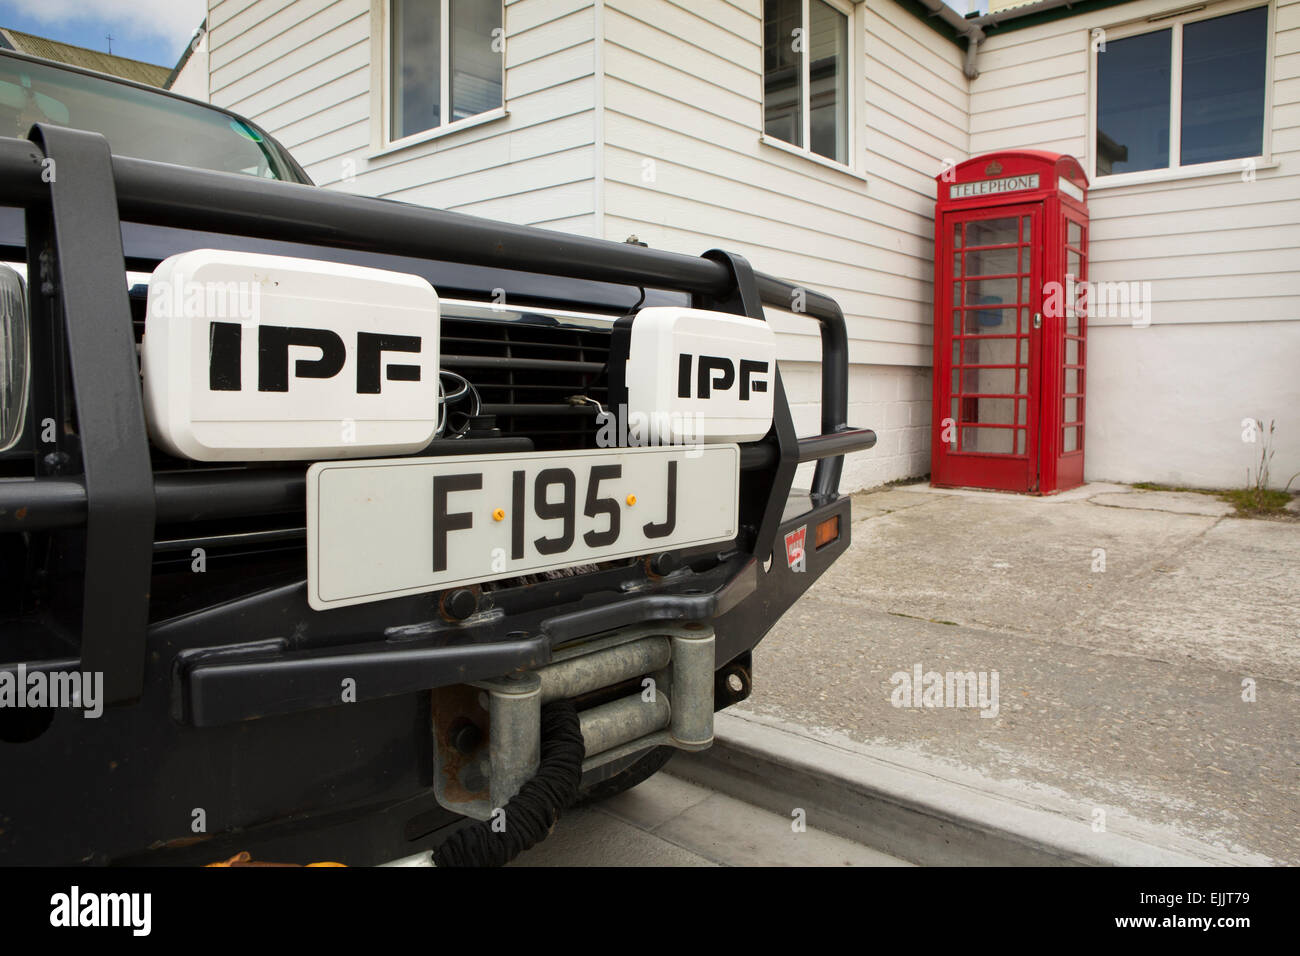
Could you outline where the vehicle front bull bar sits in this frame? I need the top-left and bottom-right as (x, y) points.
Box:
(0, 128), (876, 706)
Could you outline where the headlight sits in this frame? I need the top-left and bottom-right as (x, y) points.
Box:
(0, 263), (28, 453)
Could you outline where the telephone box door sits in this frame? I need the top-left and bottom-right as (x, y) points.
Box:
(933, 203), (1042, 492)
(1052, 208), (1089, 492)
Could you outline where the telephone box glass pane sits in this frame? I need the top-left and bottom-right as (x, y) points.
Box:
(1063, 427), (1079, 453)
(964, 400), (1016, 426)
(1067, 221), (1083, 247)
(962, 427), (1013, 454)
(959, 308), (1015, 334)
(963, 278), (1016, 307)
(966, 218), (1018, 247)
(967, 246), (1018, 276)
(1097, 29), (1171, 174)
(961, 369), (1016, 395)
(1181, 7), (1267, 166)
(960, 337), (1015, 366)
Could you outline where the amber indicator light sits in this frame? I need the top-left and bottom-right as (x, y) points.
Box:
(814, 515), (840, 550)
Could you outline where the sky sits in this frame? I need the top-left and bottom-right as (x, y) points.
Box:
(0, 0), (206, 69)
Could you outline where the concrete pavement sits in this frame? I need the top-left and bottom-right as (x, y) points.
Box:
(738, 483), (1300, 864)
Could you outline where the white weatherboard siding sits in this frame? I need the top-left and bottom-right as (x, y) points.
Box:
(202, 0), (1296, 492)
(600, 0), (969, 491)
(972, 0), (1300, 488)
(169, 36), (210, 101)
(208, 0), (600, 230)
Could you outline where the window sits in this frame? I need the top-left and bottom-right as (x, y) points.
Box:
(389, 0), (503, 143)
(1094, 4), (1268, 177)
(763, 0), (851, 166)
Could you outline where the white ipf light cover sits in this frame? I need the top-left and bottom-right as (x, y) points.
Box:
(142, 249), (441, 461)
(620, 306), (777, 445)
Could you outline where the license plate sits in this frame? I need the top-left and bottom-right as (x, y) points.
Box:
(307, 444), (740, 610)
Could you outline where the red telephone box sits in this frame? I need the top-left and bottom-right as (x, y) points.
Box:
(931, 150), (1089, 494)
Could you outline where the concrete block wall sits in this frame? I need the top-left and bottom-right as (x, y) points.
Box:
(783, 361), (932, 493)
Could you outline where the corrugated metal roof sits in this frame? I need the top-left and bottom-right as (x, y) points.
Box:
(0, 27), (171, 87)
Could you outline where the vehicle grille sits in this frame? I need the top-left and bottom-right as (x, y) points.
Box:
(438, 315), (609, 450)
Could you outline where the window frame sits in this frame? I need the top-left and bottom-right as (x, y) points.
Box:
(377, 0), (506, 153)
(1087, 0), (1274, 187)
(760, 0), (861, 176)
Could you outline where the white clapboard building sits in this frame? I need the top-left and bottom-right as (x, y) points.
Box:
(179, 0), (1299, 493)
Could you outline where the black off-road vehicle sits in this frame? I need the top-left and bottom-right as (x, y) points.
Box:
(0, 49), (873, 865)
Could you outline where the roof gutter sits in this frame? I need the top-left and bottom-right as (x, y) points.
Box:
(916, 0), (1085, 78)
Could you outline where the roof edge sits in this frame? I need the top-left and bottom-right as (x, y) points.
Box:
(894, 0), (1139, 47)
(165, 19), (206, 90)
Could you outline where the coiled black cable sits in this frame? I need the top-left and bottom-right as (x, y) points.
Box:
(432, 700), (585, 867)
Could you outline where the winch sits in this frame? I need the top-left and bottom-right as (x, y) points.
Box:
(431, 621), (716, 820)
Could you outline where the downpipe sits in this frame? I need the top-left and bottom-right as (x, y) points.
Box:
(915, 0), (1084, 79)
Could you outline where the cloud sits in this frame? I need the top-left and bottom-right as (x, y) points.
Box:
(5, 0), (206, 53)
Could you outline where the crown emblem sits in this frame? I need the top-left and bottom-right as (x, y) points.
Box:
(985, 160), (1004, 177)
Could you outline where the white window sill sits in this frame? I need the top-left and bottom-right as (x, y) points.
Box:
(369, 107), (508, 160)
(1090, 156), (1277, 190)
(759, 134), (866, 183)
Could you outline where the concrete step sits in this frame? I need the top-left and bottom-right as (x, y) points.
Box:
(387, 769), (908, 866)
(667, 710), (1262, 866)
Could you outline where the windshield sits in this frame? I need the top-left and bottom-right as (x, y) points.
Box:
(0, 54), (305, 183)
